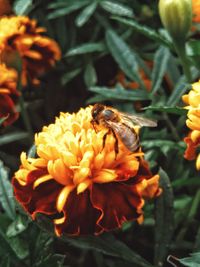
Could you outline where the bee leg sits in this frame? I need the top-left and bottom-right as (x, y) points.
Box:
(102, 130), (110, 151)
(91, 119), (98, 133)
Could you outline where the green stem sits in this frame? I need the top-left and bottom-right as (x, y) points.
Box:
(174, 41), (192, 83)
(163, 113), (180, 141)
(17, 76), (33, 142)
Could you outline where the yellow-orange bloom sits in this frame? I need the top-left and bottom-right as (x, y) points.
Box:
(182, 80), (200, 108)
(192, 0), (200, 23)
(0, 64), (19, 126)
(183, 81), (200, 170)
(13, 106), (161, 236)
(0, 16), (61, 86)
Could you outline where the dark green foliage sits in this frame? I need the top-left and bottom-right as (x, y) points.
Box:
(1, 0), (200, 267)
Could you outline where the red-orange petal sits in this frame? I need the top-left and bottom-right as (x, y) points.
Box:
(91, 183), (143, 231)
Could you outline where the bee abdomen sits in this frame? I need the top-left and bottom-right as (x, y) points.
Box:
(117, 126), (140, 152)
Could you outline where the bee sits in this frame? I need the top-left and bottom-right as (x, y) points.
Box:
(91, 103), (157, 156)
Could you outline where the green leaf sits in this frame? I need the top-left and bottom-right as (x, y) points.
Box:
(84, 63), (97, 87)
(75, 2), (97, 27)
(62, 234), (154, 267)
(100, 1), (134, 17)
(151, 46), (170, 95)
(86, 94), (111, 104)
(48, 1), (89, 19)
(6, 215), (30, 238)
(111, 17), (172, 48)
(0, 214), (28, 261)
(105, 29), (144, 89)
(65, 42), (106, 57)
(61, 68), (82, 85)
(143, 106), (187, 115)
(141, 140), (182, 156)
(35, 254), (65, 267)
(0, 131), (29, 146)
(0, 116), (8, 126)
(167, 78), (190, 106)
(13, 0), (32, 15)
(89, 86), (150, 101)
(154, 168), (174, 266)
(0, 161), (16, 220)
(178, 252), (200, 267)
(8, 235), (29, 260)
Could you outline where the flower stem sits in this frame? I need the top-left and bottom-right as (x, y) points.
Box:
(17, 76), (33, 142)
(174, 41), (192, 83)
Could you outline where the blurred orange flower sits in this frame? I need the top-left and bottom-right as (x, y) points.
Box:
(13, 106), (161, 236)
(114, 67), (152, 92)
(192, 0), (200, 23)
(0, 0), (12, 16)
(182, 80), (200, 170)
(0, 64), (19, 126)
(0, 16), (61, 86)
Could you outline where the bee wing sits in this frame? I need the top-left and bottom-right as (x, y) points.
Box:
(121, 112), (157, 127)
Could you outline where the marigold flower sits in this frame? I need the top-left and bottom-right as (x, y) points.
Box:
(183, 81), (200, 170)
(0, 64), (19, 126)
(13, 106), (161, 236)
(0, 16), (61, 86)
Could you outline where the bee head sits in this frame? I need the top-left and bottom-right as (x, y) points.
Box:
(91, 104), (104, 119)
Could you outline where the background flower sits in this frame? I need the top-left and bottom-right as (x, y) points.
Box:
(182, 81), (200, 170)
(0, 63), (19, 126)
(0, 16), (61, 86)
(13, 106), (160, 236)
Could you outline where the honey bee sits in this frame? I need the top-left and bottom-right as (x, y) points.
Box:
(91, 103), (157, 155)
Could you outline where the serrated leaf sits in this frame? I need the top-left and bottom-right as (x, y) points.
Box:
(48, 1), (89, 19)
(84, 63), (97, 87)
(8, 236), (29, 260)
(151, 46), (170, 95)
(143, 106), (187, 115)
(86, 94), (111, 104)
(35, 254), (65, 267)
(6, 215), (29, 238)
(89, 86), (150, 101)
(13, 0), (32, 15)
(0, 161), (16, 220)
(105, 30), (144, 89)
(61, 68), (82, 85)
(154, 168), (174, 266)
(100, 1), (133, 17)
(65, 42), (106, 56)
(111, 17), (172, 48)
(0, 214), (28, 261)
(0, 131), (29, 146)
(178, 252), (200, 267)
(167, 78), (190, 106)
(75, 2), (97, 27)
(62, 234), (154, 267)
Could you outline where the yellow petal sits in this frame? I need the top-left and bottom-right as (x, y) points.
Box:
(33, 174), (53, 189)
(56, 185), (74, 212)
(93, 169), (117, 183)
(77, 179), (92, 194)
(196, 154), (200, 170)
(73, 167), (90, 185)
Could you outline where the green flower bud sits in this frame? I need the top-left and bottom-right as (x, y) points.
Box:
(159, 0), (192, 42)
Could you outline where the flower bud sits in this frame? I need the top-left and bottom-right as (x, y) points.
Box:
(159, 0), (192, 42)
